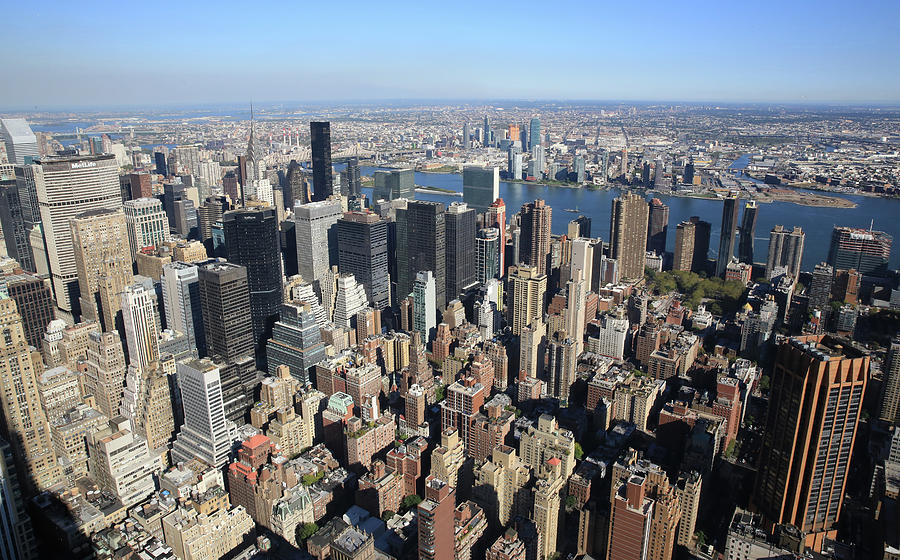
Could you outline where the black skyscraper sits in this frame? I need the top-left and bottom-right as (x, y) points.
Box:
(223, 208), (283, 363)
(647, 198), (669, 256)
(310, 122), (333, 201)
(396, 201), (446, 307)
(346, 157), (362, 197)
(337, 212), (390, 309)
(689, 216), (712, 273)
(738, 200), (758, 265)
(716, 193), (739, 277)
(445, 203), (476, 302)
(198, 261), (255, 363)
(154, 151), (168, 177)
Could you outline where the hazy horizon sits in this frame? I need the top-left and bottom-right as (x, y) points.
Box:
(3, 0), (899, 109)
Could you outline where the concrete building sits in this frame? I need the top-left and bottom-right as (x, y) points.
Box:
(609, 192), (649, 280)
(766, 225), (805, 280)
(474, 445), (531, 529)
(519, 200), (551, 275)
(170, 359), (238, 467)
(71, 208), (132, 328)
(294, 199), (342, 292)
(121, 283), (160, 371)
(519, 415), (576, 479)
(413, 271), (437, 343)
(83, 330), (127, 419)
(509, 265), (547, 336)
(124, 198), (169, 259)
(87, 416), (161, 507)
(161, 262), (206, 357)
(0, 118), (39, 165)
(0, 298), (60, 492)
(34, 154), (122, 314)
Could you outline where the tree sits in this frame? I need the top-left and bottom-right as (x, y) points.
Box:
(401, 494), (423, 511)
(758, 375), (770, 391)
(297, 522), (319, 542)
(695, 530), (708, 547)
(435, 384), (446, 402)
(382, 510), (396, 522)
(302, 472), (324, 486)
(574, 442), (584, 460)
(565, 495), (577, 509)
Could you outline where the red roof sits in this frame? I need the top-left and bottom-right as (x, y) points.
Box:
(245, 434), (271, 449)
(547, 457), (562, 466)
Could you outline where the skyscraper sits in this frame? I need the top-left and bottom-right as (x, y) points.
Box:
(162, 262), (206, 357)
(486, 199), (507, 274)
(396, 201), (446, 306)
(71, 208), (133, 329)
(689, 216), (712, 273)
(418, 476), (455, 560)
(738, 200), (758, 265)
(609, 192), (649, 280)
(519, 199), (551, 275)
(346, 157), (361, 197)
(34, 154), (122, 313)
(5, 273), (54, 350)
(476, 228), (500, 285)
(224, 207), (283, 356)
(529, 118), (540, 151)
(170, 359), (238, 467)
(808, 262), (834, 312)
(198, 261), (254, 362)
(284, 160), (309, 207)
(483, 116), (492, 147)
(265, 302), (327, 383)
(445, 202), (476, 302)
(0, 298), (60, 493)
(0, 437), (36, 559)
(716, 193), (739, 277)
(337, 211), (390, 309)
(878, 338), (900, 423)
(0, 119), (38, 165)
(508, 265), (547, 336)
(310, 122), (333, 201)
(294, 199), (342, 292)
(673, 221), (695, 272)
(413, 271), (437, 344)
(83, 330), (127, 419)
(154, 151), (168, 178)
(121, 283), (160, 371)
(566, 269), (587, 355)
(0, 178), (35, 271)
(827, 226), (892, 277)
(123, 197), (169, 259)
(462, 166), (500, 213)
(754, 335), (868, 552)
(372, 169), (415, 202)
(766, 225), (805, 280)
(646, 198), (668, 255)
(463, 123), (471, 150)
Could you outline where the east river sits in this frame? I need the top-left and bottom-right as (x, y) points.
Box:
(343, 164), (900, 272)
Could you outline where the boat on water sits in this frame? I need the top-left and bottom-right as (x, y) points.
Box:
(563, 207), (581, 213)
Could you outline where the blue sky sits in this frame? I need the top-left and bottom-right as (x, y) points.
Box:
(2, 0), (899, 108)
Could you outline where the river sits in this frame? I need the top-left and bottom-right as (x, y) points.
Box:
(337, 164), (899, 272)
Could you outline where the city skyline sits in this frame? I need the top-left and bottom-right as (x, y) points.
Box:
(2, 1), (900, 108)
